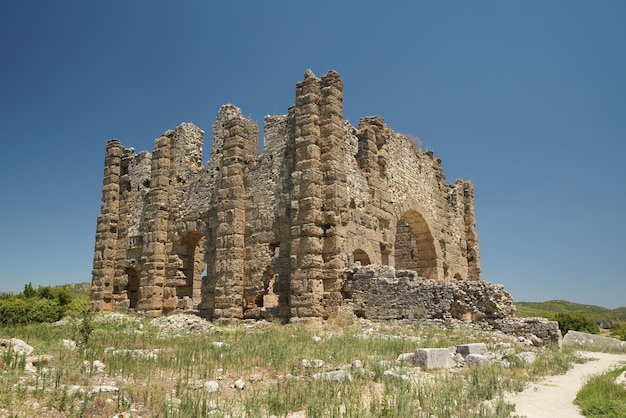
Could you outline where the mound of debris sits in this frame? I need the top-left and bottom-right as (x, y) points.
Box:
(149, 313), (219, 336)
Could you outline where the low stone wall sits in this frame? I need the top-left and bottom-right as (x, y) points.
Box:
(493, 317), (562, 347)
(342, 265), (515, 322)
(342, 265), (562, 346)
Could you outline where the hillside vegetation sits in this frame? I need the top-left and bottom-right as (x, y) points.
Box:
(515, 300), (626, 340)
(0, 283), (90, 326)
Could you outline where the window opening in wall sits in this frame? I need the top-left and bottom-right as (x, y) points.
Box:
(178, 232), (206, 307)
(126, 268), (139, 309)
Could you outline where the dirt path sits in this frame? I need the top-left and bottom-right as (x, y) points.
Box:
(505, 351), (626, 418)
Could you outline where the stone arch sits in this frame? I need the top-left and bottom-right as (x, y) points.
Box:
(346, 234), (379, 266)
(353, 249), (371, 266)
(394, 209), (439, 280)
(454, 273), (463, 280)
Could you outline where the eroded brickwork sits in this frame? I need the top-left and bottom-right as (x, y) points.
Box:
(91, 69), (483, 321)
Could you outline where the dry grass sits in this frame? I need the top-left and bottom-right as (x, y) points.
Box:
(0, 313), (581, 417)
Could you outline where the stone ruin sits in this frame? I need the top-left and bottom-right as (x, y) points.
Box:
(90, 69), (490, 323)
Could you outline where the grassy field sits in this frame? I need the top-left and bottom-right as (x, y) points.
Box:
(0, 310), (586, 418)
(575, 365), (626, 418)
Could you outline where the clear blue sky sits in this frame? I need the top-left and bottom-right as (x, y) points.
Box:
(1, 1), (624, 308)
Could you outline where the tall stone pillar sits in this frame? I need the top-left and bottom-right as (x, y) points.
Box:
(289, 69), (349, 318)
(290, 69), (325, 318)
(139, 133), (172, 311)
(460, 180), (481, 280)
(91, 139), (124, 311)
(318, 70), (349, 315)
(212, 105), (257, 320)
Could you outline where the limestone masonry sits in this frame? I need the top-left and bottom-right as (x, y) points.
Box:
(91, 69), (484, 321)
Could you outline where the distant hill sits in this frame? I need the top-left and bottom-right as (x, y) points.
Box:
(515, 300), (626, 322)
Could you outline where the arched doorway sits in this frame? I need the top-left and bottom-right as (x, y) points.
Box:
(394, 210), (438, 279)
(353, 249), (371, 266)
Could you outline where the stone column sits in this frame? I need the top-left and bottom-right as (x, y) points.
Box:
(460, 180), (481, 280)
(139, 133), (172, 311)
(91, 139), (124, 311)
(212, 105), (256, 320)
(318, 70), (349, 315)
(290, 69), (325, 318)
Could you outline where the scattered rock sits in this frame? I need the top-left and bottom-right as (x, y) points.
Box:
(301, 359), (324, 368)
(150, 314), (218, 335)
(396, 352), (415, 364)
(27, 354), (53, 367)
(233, 378), (245, 390)
(92, 385), (120, 394)
(106, 348), (160, 359)
(465, 354), (491, 367)
(63, 339), (77, 350)
(494, 342), (512, 351)
(516, 352), (537, 365)
(529, 334), (544, 347)
(211, 341), (230, 348)
(84, 360), (106, 373)
(351, 359), (363, 369)
(383, 369), (410, 382)
(312, 370), (352, 382)
(204, 380), (220, 393)
(0, 338), (34, 356)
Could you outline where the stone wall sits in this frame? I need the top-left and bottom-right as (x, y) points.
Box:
(91, 69), (483, 321)
(342, 265), (514, 323)
(342, 265), (562, 346)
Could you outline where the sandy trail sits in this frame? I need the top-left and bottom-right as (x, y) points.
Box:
(505, 351), (626, 418)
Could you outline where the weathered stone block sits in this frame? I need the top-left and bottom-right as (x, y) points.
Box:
(456, 343), (488, 357)
(413, 348), (454, 369)
(465, 354), (490, 367)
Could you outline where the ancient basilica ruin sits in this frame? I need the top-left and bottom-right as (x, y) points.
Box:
(91, 69), (483, 322)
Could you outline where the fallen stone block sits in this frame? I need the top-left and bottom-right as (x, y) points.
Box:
(456, 343), (487, 357)
(563, 330), (625, 350)
(413, 348), (454, 369)
(92, 385), (119, 394)
(465, 354), (491, 367)
(312, 370), (352, 382)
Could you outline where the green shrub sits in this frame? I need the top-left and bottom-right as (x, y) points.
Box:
(0, 298), (30, 326)
(575, 366), (626, 417)
(609, 321), (626, 341)
(0, 283), (89, 326)
(26, 299), (63, 324)
(554, 311), (599, 335)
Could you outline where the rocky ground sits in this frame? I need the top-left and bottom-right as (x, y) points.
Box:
(1, 313), (624, 417)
